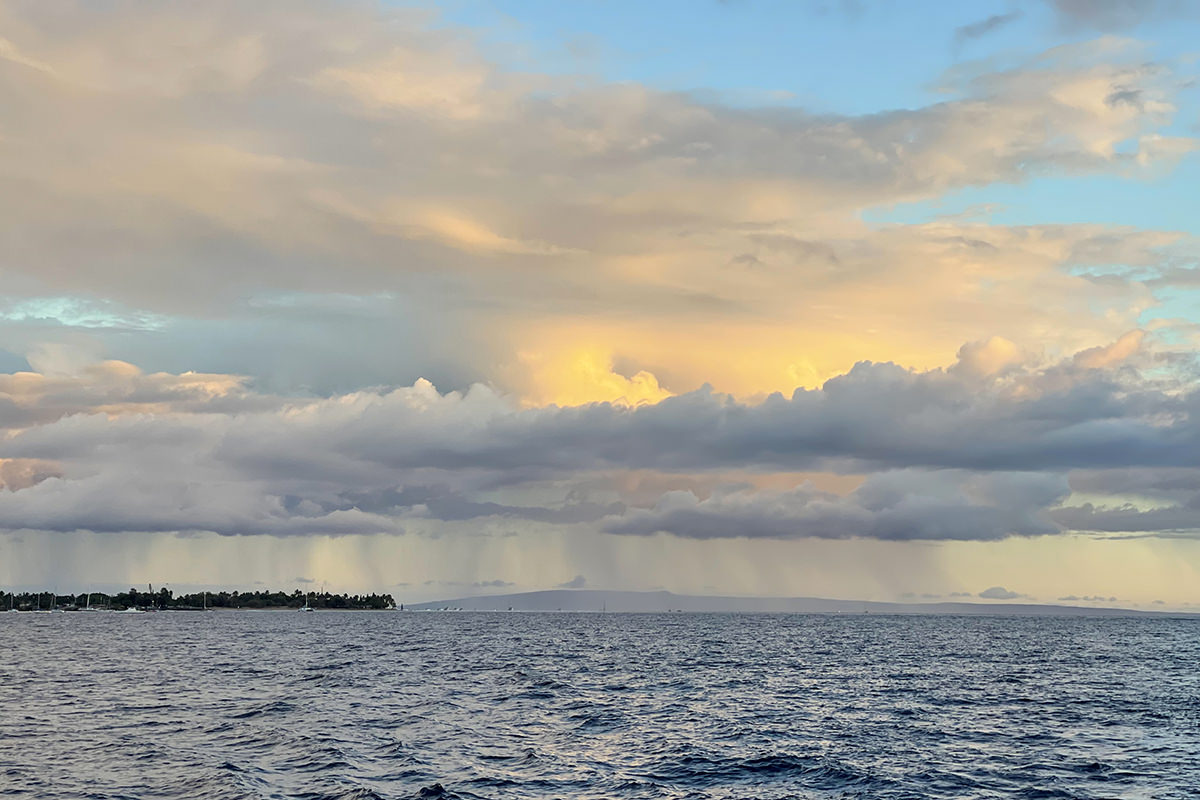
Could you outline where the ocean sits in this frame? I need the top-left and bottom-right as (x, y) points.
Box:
(1, 611), (1196, 799)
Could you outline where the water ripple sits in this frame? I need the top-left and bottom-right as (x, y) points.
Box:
(1, 612), (1198, 798)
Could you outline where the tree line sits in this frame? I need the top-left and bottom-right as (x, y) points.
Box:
(0, 588), (396, 610)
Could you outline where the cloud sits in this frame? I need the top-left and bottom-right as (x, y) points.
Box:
(978, 586), (1023, 600)
(161, 335), (1196, 489)
(1048, 0), (1196, 32)
(0, 458), (60, 491)
(0, 0), (1195, 552)
(1067, 468), (1200, 499)
(0, 471), (404, 537)
(0, 359), (265, 432)
(335, 483), (625, 524)
(952, 336), (1026, 378)
(1072, 330), (1146, 369)
(954, 12), (1022, 45)
(0, 1), (1192, 405)
(557, 575), (587, 589)
(602, 471), (1068, 541)
(0, 332), (1196, 540)
(1052, 502), (1200, 536)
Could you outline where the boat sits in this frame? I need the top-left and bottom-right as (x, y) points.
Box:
(298, 592), (315, 612)
(82, 593), (109, 612)
(49, 592), (65, 613)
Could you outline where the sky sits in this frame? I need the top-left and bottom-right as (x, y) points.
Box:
(2, 0), (1200, 608)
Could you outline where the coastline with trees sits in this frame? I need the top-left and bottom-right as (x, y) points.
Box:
(0, 588), (396, 611)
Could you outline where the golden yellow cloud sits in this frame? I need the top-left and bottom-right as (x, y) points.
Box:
(515, 347), (672, 408)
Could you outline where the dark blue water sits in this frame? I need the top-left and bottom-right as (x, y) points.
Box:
(1, 612), (1197, 799)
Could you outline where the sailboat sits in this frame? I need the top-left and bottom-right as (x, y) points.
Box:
(298, 591), (315, 612)
(83, 593), (108, 612)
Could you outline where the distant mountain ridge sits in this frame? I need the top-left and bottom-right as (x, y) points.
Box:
(406, 589), (1186, 616)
